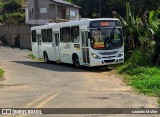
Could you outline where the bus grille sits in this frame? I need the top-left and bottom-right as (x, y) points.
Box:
(102, 56), (116, 58)
(99, 51), (118, 55)
(104, 60), (115, 63)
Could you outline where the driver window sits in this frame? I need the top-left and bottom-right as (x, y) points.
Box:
(91, 30), (105, 48)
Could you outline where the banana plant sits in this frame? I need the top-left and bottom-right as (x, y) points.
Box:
(113, 2), (136, 47)
(115, 2), (160, 50)
(120, 2), (140, 50)
(148, 10), (160, 34)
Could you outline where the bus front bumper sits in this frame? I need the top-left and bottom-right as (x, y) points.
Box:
(89, 57), (124, 66)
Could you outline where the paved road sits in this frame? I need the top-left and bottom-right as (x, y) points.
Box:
(0, 47), (158, 117)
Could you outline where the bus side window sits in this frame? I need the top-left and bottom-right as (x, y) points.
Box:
(71, 26), (79, 43)
(32, 30), (36, 42)
(61, 27), (70, 42)
(47, 29), (52, 42)
(41, 29), (47, 42)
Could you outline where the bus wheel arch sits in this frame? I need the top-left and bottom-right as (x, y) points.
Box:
(72, 53), (81, 69)
(43, 51), (50, 63)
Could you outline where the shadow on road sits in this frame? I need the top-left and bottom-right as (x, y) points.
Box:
(11, 61), (113, 73)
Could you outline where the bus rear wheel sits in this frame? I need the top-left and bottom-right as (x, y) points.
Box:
(73, 55), (81, 69)
(44, 52), (50, 63)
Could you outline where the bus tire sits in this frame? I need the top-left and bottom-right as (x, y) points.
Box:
(43, 52), (50, 64)
(73, 55), (81, 69)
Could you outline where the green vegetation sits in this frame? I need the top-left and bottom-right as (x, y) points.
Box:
(118, 62), (160, 97)
(0, 2), (3, 8)
(66, 0), (73, 3)
(27, 54), (44, 61)
(0, 68), (4, 78)
(73, 0), (160, 18)
(111, 2), (160, 104)
(0, 0), (25, 24)
(3, 0), (21, 13)
(117, 50), (160, 105)
(0, 12), (25, 24)
(27, 54), (36, 59)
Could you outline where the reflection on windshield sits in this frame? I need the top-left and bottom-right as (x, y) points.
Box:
(90, 28), (123, 50)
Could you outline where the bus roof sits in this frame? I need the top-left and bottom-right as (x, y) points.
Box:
(31, 18), (120, 30)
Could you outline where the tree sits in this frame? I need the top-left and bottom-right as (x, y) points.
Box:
(114, 2), (160, 65)
(3, 0), (21, 13)
(127, 0), (160, 16)
(65, 0), (73, 3)
(0, 0), (25, 24)
(73, 0), (160, 18)
(73, 0), (104, 18)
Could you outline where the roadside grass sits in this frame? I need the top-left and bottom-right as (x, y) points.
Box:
(26, 54), (44, 61)
(118, 63), (160, 97)
(27, 54), (36, 59)
(0, 68), (4, 78)
(113, 50), (160, 105)
(116, 51), (160, 104)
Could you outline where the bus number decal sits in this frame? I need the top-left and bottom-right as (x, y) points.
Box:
(64, 44), (71, 49)
(74, 44), (80, 48)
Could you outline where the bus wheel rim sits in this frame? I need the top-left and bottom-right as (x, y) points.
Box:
(75, 58), (80, 67)
(44, 54), (47, 62)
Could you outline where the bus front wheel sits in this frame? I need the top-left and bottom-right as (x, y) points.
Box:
(43, 52), (50, 63)
(73, 55), (81, 69)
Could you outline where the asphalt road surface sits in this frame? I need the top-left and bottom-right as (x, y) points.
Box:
(0, 47), (159, 117)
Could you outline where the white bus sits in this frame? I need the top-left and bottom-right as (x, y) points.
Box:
(31, 18), (124, 68)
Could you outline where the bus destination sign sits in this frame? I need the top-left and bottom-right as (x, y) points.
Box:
(89, 20), (121, 28)
(100, 22), (109, 26)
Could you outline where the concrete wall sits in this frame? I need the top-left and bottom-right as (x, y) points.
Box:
(28, 0), (53, 20)
(69, 7), (79, 21)
(0, 24), (31, 49)
(28, 0), (40, 20)
(65, 7), (79, 21)
(38, 0), (56, 20)
(57, 5), (65, 19)
(28, 0), (36, 20)
(49, 4), (56, 20)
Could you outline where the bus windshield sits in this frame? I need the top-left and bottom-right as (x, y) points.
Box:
(90, 28), (123, 50)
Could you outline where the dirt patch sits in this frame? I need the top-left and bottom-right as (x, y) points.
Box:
(0, 77), (5, 81)
(0, 83), (39, 92)
(90, 97), (109, 100)
(0, 83), (24, 88)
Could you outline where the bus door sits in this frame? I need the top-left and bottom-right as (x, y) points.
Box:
(53, 32), (60, 61)
(37, 33), (42, 58)
(81, 30), (90, 64)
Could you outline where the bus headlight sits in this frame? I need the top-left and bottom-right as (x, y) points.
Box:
(118, 51), (124, 57)
(91, 53), (101, 59)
